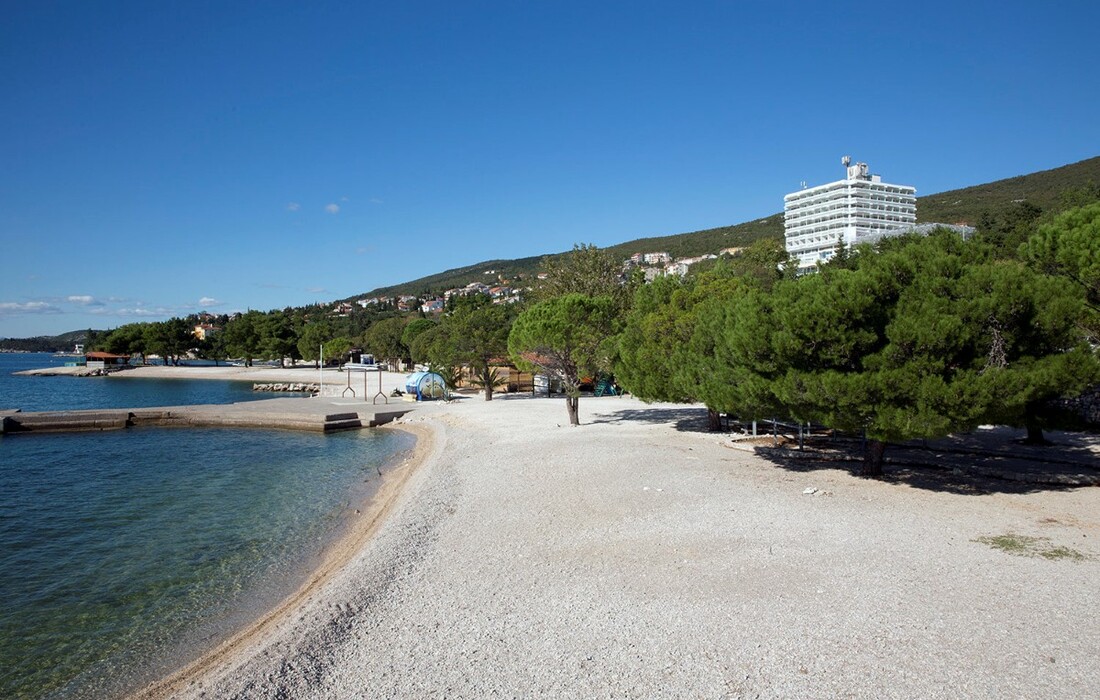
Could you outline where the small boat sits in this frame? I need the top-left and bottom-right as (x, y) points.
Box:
(341, 362), (380, 372)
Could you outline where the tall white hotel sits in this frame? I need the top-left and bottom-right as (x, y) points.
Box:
(784, 158), (916, 272)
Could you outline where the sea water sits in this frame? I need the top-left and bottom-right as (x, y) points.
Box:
(0, 353), (299, 412)
(0, 354), (414, 699)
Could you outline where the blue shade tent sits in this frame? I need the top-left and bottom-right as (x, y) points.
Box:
(404, 371), (448, 401)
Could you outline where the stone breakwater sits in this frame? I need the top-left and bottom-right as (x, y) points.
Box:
(253, 382), (320, 393)
(16, 365), (134, 377)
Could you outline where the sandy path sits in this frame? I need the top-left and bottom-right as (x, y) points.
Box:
(141, 395), (1100, 699)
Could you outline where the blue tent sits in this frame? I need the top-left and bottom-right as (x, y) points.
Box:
(404, 371), (448, 401)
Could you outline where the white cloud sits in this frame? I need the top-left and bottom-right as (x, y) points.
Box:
(116, 307), (171, 317)
(287, 202), (301, 212)
(325, 203), (340, 214)
(66, 295), (105, 307)
(340, 196), (349, 202)
(198, 297), (220, 307)
(306, 286), (328, 294)
(0, 301), (62, 315)
(369, 197), (384, 204)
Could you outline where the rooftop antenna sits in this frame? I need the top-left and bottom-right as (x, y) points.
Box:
(841, 155), (851, 168)
(800, 180), (807, 189)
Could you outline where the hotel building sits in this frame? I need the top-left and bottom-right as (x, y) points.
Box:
(784, 159), (916, 272)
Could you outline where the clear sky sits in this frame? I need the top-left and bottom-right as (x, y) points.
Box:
(3, 1), (1098, 338)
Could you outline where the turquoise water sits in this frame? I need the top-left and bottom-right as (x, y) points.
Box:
(0, 354), (414, 699)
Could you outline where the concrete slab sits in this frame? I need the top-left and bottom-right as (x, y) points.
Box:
(0, 397), (414, 435)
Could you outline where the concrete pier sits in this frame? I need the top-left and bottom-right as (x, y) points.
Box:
(0, 397), (413, 435)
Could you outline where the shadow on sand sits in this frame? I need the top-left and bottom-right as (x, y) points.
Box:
(589, 406), (1100, 496)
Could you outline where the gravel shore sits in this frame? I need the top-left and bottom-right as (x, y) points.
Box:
(137, 394), (1100, 699)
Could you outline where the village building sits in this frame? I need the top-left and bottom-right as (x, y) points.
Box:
(84, 351), (130, 370)
(192, 323), (220, 341)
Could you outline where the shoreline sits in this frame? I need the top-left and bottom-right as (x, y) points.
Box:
(130, 419), (440, 700)
(130, 395), (1100, 698)
(11, 387), (1099, 697)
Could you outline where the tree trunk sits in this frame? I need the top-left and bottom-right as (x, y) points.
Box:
(479, 367), (495, 401)
(1023, 403), (1050, 444)
(565, 396), (580, 426)
(861, 439), (887, 477)
(707, 409), (723, 432)
(1025, 421), (1047, 445)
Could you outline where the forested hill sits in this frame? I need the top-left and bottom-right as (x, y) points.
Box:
(918, 155), (1100, 225)
(349, 155), (1099, 301)
(0, 329), (96, 353)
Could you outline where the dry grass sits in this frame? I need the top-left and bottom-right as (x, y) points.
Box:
(974, 533), (1089, 561)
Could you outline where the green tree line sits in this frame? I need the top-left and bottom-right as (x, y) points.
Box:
(507, 204), (1100, 475)
(82, 199), (1099, 481)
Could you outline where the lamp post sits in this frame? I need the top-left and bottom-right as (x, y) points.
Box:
(319, 344), (324, 397)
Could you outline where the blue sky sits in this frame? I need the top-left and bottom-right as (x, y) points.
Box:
(2, 1), (1098, 338)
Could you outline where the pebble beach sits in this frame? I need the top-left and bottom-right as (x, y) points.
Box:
(126, 387), (1100, 699)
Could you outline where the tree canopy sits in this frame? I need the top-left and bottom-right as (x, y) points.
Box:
(363, 316), (410, 369)
(1020, 201), (1100, 341)
(615, 229), (1099, 476)
(535, 243), (637, 312)
(509, 294), (619, 425)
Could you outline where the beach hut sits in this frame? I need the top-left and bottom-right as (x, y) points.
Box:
(84, 352), (131, 370)
(404, 371), (448, 401)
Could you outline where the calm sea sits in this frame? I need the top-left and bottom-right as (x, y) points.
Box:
(0, 353), (291, 412)
(0, 354), (414, 699)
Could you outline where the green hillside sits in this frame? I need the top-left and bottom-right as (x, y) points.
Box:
(355, 155), (1099, 301)
(343, 255), (546, 302)
(603, 215), (784, 260)
(349, 216), (786, 301)
(0, 329), (99, 353)
(917, 155), (1100, 225)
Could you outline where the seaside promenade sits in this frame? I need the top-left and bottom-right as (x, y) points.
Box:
(124, 389), (1100, 699)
